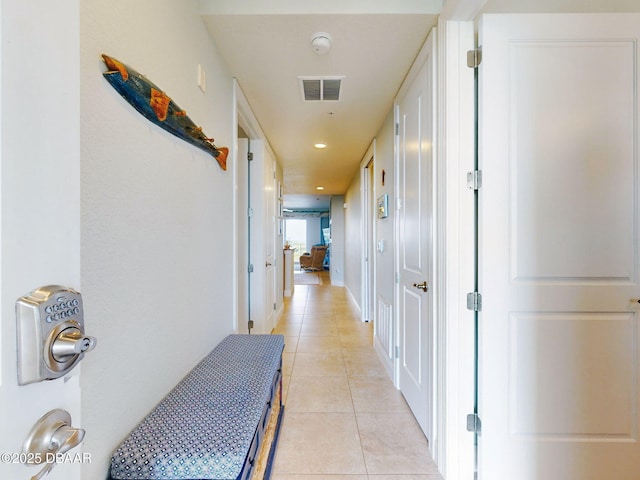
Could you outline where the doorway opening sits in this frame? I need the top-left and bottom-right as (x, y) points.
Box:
(284, 218), (307, 267)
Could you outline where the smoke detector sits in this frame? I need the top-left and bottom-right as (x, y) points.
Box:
(311, 32), (332, 55)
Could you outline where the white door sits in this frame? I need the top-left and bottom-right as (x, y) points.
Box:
(248, 140), (263, 333)
(396, 31), (436, 441)
(247, 139), (276, 334)
(479, 14), (640, 480)
(237, 138), (250, 333)
(263, 151), (276, 333)
(1, 2), (83, 479)
(363, 157), (375, 323)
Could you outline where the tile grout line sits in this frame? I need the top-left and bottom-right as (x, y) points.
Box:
(339, 305), (372, 477)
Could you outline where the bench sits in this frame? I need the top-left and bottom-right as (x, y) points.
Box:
(108, 334), (285, 480)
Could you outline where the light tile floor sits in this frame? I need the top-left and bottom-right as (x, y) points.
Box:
(271, 271), (443, 480)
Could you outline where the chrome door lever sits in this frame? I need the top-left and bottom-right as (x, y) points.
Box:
(413, 281), (428, 292)
(23, 409), (86, 480)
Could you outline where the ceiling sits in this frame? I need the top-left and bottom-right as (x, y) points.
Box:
(201, 0), (638, 211)
(282, 194), (332, 213)
(201, 1), (442, 209)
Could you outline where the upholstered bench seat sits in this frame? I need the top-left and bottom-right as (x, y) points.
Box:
(108, 334), (284, 480)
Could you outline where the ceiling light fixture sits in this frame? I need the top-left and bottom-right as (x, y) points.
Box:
(316, 186), (325, 191)
(314, 143), (327, 149)
(311, 32), (332, 55)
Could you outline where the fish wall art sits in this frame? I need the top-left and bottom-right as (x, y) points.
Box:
(102, 54), (229, 170)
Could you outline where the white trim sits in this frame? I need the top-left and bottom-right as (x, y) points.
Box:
(234, 80), (278, 335)
(360, 140), (376, 324)
(435, 17), (476, 480)
(344, 285), (362, 315)
(235, 80), (277, 160)
(393, 101), (401, 390)
(235, 79), (262, 140)
(232, 82), (240, 334)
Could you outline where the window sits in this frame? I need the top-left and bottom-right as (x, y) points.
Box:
(284, 219), (307, 263)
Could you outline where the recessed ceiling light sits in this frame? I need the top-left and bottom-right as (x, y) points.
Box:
(314, 143), (327, 149)
(316, 186), (325, 191)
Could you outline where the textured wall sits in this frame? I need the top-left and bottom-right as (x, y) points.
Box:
(344, 170), (362, 303)
(79, 1), (236, 476)
(373, 112), (396, 309)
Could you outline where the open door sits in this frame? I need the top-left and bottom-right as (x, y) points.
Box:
(245, 139), (277, 334)
(236, 83), (278, 335)
(478, 13), (640, 479)
(0, 3), (84, 478)
(263, 148), (277, 334)
(237, 137), (250, 333)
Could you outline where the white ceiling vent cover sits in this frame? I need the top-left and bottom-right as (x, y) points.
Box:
(299, 76), (345, 102)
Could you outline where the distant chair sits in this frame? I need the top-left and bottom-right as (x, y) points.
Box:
(299, 245), (328, 271)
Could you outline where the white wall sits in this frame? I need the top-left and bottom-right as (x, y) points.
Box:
(344, 175), (362, 303)
(342, 112), (395, 319)
(305, 217), (322, 249)
(79, 1), (235, 477)
(330, 196), (345, 286)
(373, 112), (396, 307)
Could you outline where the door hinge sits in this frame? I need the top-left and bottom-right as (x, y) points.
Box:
(467, 170), (482, 190)
(273, 302), (277, 311)
(248, 320), (254, 331)
(467, 292), (482, 311)
(247, 152), (254, 162)
(395, 346), (399, 359)
(395, 122), (400, 136)
(467, 48), (482, 68)
(248, 264), (254, 273)
(466, 413), (482, 434)
(247, 207), (254, 217)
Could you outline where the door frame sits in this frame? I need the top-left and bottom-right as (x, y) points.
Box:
(360, 142), (376, 324)
(234, 81), (264, 333)
(434, 1), (482, 479)
(234, 80), (280, 334)
(234, 81), (256, 333)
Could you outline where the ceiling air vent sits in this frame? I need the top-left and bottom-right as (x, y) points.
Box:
(299, 76), (344, 102)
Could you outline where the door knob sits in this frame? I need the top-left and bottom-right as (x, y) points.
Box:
(413, 281), (428, 292)
(23, 409), (86, 480)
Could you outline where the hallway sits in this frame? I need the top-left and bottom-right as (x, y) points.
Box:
(271, 272), (442, 479)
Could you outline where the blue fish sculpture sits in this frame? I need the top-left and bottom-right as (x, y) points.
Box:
(102, 54), (228, 170)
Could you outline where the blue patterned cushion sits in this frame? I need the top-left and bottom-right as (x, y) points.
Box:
(109, 334), (284, 480)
